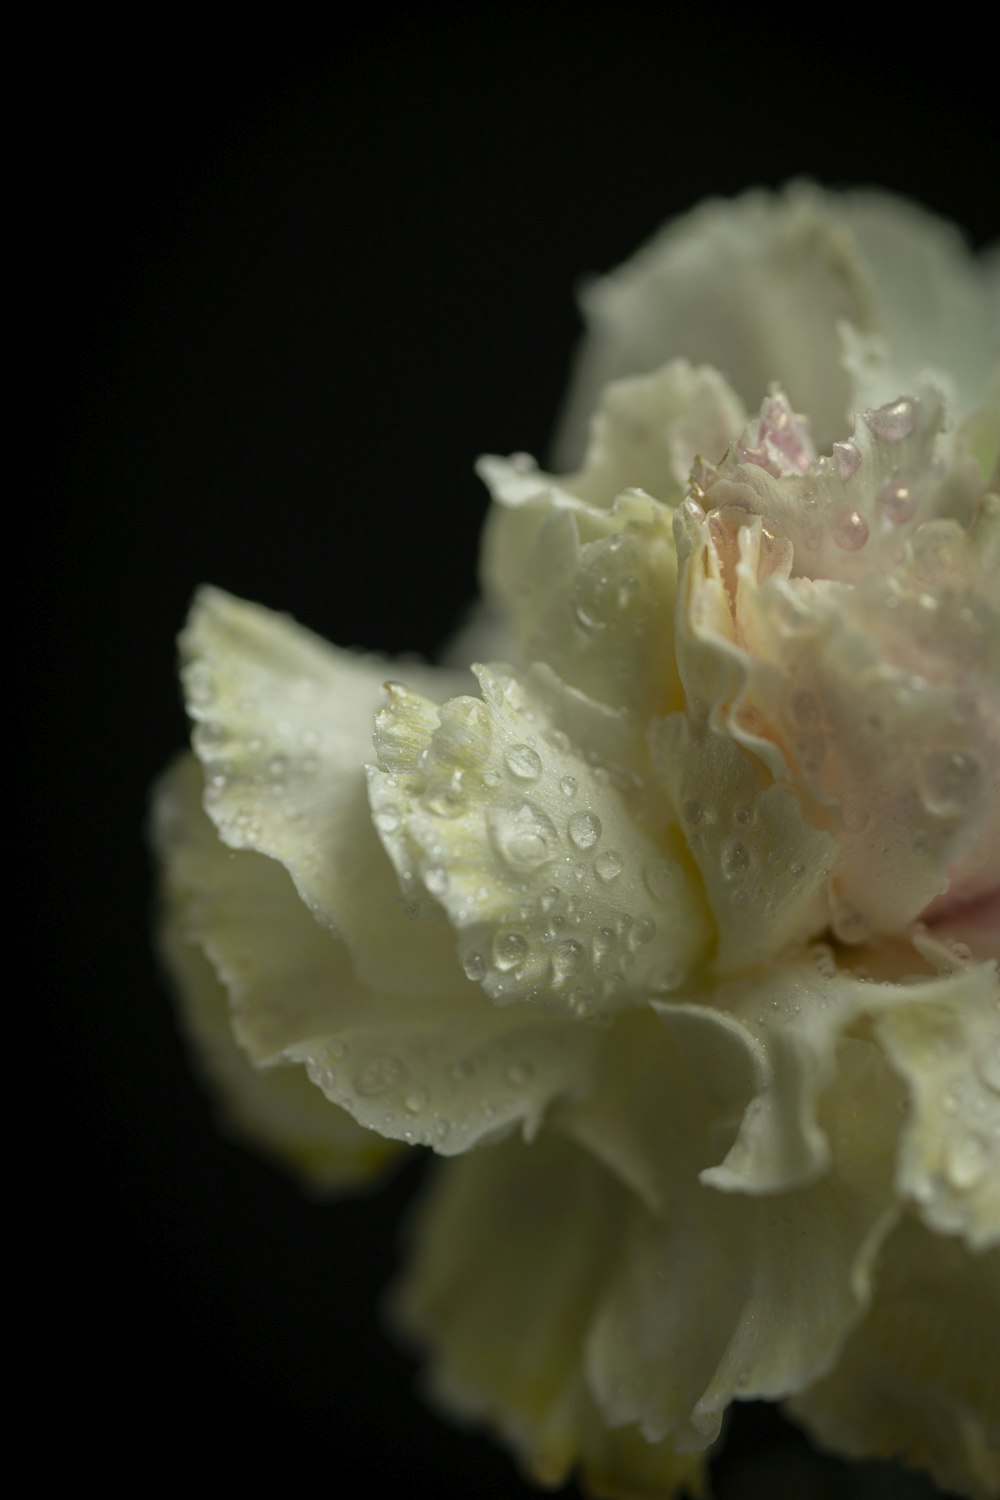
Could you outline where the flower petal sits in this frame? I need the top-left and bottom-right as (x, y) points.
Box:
(181, 585), (468, 999)
(478, 481), (686, 720)
(157, 755), (601, 1156)
(369, 663), (713, 1020)
(553, 183), (877, 466)
(788, 1216), (1000, 1500)
(391, 1132), (707, 1500)
(153, 756), (399, 1190)
(582, 1033), (899, 1450)
(650, 713), (835, 973)
(872, 958), (1000, 1251)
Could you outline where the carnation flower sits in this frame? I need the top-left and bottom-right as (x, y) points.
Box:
(153, 183), (999, 1499)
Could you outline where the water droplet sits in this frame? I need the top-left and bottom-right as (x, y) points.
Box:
(434, 1119), (451, 1143)
(682, 799), (706, 825)
(945, 1132), (989, 1190)
(876, 474), (917, 525)
(644, 860), (676, 901)
(553, 939), (586, 979)
(463, 951), (486, 982)
(559, 775), (578, 798)
(506, 1061), (534, 1086)
(423, 865), (449, 896)
(832, 439), (861, 480)
(866, 396), (917, 442)
(354, 1055), (406, 1097)
(832, 508), (869, 551)
(568, 811), (602, 849)
(722, 841), (751, 880)
(733, 804), (754, 826)
(405, 1088), (429, 1115)
(594, 850), (623, 882)
(490, 803), (558, 872)
(628, 915), (657, 949)
(494, 930), (529, 971)
(505, 743), (543, 781)
(919, 750), (982, 818)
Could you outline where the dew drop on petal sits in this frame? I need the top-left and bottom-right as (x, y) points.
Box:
(505, 744), (543, 781)
(682, 799), (706, 825)
(559, 776), (578, 799)
(354, 1055), (406, 1097)
(866, 397), (917, 442)
(552, 939), (586, 979)
(494, 930), (529, 971)
(422, 865), (449, 896)
(721, 841), (751, 880)
(405, 1088), (430, 1115)
(462, 951), (486, 982)
(628, 915), (657, 950)
(832, 508), (869, 551)
(832, 439), (861, 480)
(876, 475), (918, 525)
(945, 1132), (989, 1190)
(594, 850), (623, 882)
(569, 811), (602, 849)
(644, 860), (676, 901)
(506, 1061), (534, 1086)
(918, 750), (982, 818)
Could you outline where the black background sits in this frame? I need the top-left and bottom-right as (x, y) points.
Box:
(37, 13), (993, 1497)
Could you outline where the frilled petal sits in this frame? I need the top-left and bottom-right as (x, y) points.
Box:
(553, 184), (878, 466)
(674, 455), (1000, 938)
(181, 585), (468, 1000)
(369, 663), (713, 1020)
(155, 755), (601, 1156)
(553, 184), (999, 469)
(837, 193), (999, 425)
(872, 956), (1000, 1251)
(391, 1132), (707, 1500)
(154, 756), (399, 1190)
(650, 714), (835, 974)
(565, 1018), (898, 1450)
(478, 481), (686, 722)
(788, 1216), (1000, 1500)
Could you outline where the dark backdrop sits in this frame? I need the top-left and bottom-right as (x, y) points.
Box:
(37, 13), (993, 1498)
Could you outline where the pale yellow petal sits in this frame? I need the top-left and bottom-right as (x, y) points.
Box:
(369, 664), (713, 1021)
(155, 755), (602, 1157)
(181, 585), (468, 1000)
(153, 757), (399, 1190)
(872, 960), (1000, 1251)
(789, 1215), (1000, 1500)
(392, 1132), (706, 1499)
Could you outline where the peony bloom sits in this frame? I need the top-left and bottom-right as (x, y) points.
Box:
(153, 184), (1000, 1499)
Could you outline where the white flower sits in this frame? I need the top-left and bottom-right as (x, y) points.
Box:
(153, 183), (1000, 1499)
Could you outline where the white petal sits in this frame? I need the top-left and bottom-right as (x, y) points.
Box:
(650, 714), (835, 974)
(478, 481), (686, 719)
(156, 755), (601, 1158)
(553, 183), (876, 465)
(392, 1134), (708, 1499)
(582, 1033), (899, 1450)
(872, 960), (1000, 1251)
(153, 756), (400, 1190)
(789, 1217), (1000, 1500)
(181, 585), (467, 999)
(369, 664), (713, 1021)
(838, 191), (1000, 423)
